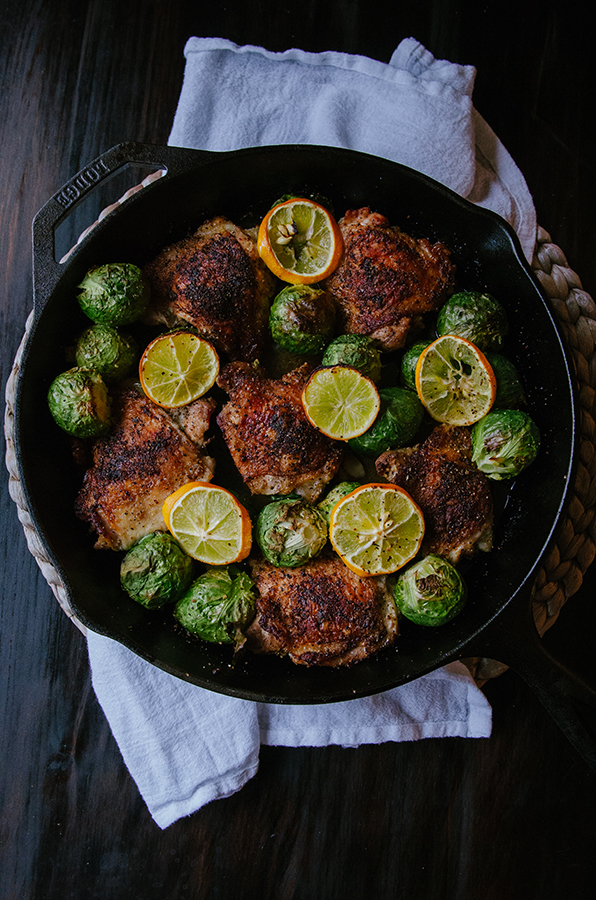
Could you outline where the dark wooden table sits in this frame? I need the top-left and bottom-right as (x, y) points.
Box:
(2, 2), (596, 897)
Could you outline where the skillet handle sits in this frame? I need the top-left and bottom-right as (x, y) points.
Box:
(472, 600), (596, 769)
(31, 142), (215, 311)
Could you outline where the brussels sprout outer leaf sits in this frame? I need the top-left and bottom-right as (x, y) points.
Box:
(256, 498), (328, 567)
(400, 341), (432, 391)
(174, 566), (256, 643)
(394, 554), (467, 626)
(348, 387), (424, 457)
(436, 291), (508, 352)
(77, 263), (150, 326)
(322, 334), (382, 382)
(120, 532), (194, 608)
(317, 481), (361, 524)
(471, 409), (540, 480)
(47, 366), (111, 438)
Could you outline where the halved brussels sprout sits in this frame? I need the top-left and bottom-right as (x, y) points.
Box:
(174, 565), (256, 643)
(394, 554), (467, 626)
(436, 291), (508, 352)
(348, 387), (424, 457)
(400, 340), (431, 391)
(471, 409), (540, 480)
(77, 263), (150, 326)
(269, 284), (336, 354)
(256, 497), (328, 567)
(322, 334), (382, 382)
(317, 481), (361, 524)
(47, 366), (111, 438)
(75, 324), (138, 382)
(120, 531), (194, 608)
(485, 352), (526, 409)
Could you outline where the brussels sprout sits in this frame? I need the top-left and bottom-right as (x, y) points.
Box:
(485, 352), (526, 409)
(322, 334), (382, 382)
(471, 409), (540, 480)
(77, 263), (150, 326)
(436, 291), (508, 351)
(256, 497), (328, 567)
(400, 341), (431, 391)
(120, 531), (194, 608)
(47, 366), (111, 438)
(174, 565), (256, 643)
(269, 284), (336, 354)
(394, 554), (467, 626)
(75, 324), (138, 382)
(348, 387), (424, 457)
(317, 481), (361, 524)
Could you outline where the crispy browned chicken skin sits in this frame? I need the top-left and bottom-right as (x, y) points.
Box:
(376, 424), (493, 562)
(245, 555), (398, 667)
(325, 208), (455, 350)
(216, 361), (344, 501)
(75, 387), (215, 550)
(142, 217), (275, 362)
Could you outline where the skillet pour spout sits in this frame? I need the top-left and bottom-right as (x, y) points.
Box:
(12, 141), (596, 766)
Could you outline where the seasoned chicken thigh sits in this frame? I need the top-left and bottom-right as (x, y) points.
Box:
(246, 554), (398, 666)
(143, 216), (275, 362)
(216, 361), (344, 501)
(325, 208), (455, 350)
(376, 424), (493, 562)
(75, 387), (216, 551)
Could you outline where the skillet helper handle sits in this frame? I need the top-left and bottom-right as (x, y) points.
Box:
(31, 142), (214, 311)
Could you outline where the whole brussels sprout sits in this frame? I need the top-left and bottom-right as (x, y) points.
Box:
(77, 263), (150, 326)
(348, 387), (424, 457)
(322, 334), (382, 382)
(400, 340), (431, 391)
(317, 481), (361, 524)
(75, 323), (138, 382)
(436, 291), (508, 351)
(47, 366), (111, 438)
(485, 352), (526, 409)
(394, 554), (467, 626)
(120, 531), (194, 608)
(174, 565), (256, 643)
(269, 284), (336, 354)
(256, 497), (328, 567)
(471, 409), (540, 480)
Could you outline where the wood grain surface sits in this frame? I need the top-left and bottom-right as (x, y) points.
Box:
(2, 2), (596, 898)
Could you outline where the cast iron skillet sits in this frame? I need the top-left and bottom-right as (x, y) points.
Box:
(14, 142), (596, 765)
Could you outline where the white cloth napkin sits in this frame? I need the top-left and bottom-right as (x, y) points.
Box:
(83, 36), (532, 829)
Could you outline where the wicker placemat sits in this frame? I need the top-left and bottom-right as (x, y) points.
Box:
(5, 226), (596, 683)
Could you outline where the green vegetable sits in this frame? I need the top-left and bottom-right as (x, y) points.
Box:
(436, 291), (508, 351)
(317, 481), (361, 524)
(75, 324), (138, 382)
(77, 263), (150, 326)
(120, 532), (194, 608)
(256, 497), (328, 567)
(485, 352), (526, 409)
(47, 366), (111, 438)
(269, 284), (336, 354)
(174, 565), (256, 643)
(348, 387), (424, 457)
(400, 341), (431, 391)
(394, 554), (467, 626)
(471, 409), (540, 480)
(322, 334), (382, 382)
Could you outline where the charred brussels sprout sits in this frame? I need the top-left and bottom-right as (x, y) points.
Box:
(174, 566), (256, 643)
(436, 291), (508, 351)
(120, 532), (194, 608)
(471, 409), (540, 480)
(400, 341), (431, 391)
(269, 284), (336, 354)
(256, 497), (328, 567)
(348, 387), (424, 457)
(47, 366), (111, 438)
(77, 263), (150, 326)
(485, 353), (526, 409)
(317, 481), (361, 524)
(394, 554), (467, 626)
(75, 324), (138, 382)
(322, 334), (382, 382)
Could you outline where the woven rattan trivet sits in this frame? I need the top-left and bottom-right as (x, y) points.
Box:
(5, 226), (596, 684)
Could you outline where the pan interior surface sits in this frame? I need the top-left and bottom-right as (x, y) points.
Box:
(15, 145), (576, 703)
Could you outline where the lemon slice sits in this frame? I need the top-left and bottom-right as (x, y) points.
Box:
(257, 198), (343, 284)
(302, 365), (381, 441)
(415, 334), (496, 426)
(139, 331), (219, 408)
(329, 483), (425, 576)
(163, 482), (252, 565)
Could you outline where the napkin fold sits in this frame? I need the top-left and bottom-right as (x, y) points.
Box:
(84, 36), (531, 828)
